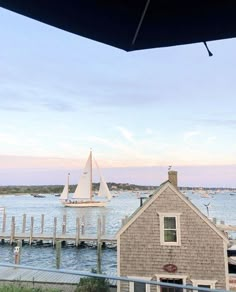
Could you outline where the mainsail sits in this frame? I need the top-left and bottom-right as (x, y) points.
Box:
(72, 152), (92, 200)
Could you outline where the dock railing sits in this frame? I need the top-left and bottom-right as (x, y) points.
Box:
(0, 263), (232, 292)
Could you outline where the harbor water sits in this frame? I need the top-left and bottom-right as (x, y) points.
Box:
(0, 190), (236, 275)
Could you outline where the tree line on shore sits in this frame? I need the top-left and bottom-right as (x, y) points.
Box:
(0, 182), (157, 195)
(0, 184), (234, 195)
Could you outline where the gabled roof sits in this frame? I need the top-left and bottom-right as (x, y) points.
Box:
(116, 181), (228, 243)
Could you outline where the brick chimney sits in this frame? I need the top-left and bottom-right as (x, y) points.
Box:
(168, 170), (178, 188)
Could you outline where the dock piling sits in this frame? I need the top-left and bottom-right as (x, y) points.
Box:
(56, 241), (61, 269)
(53, 217), (57, 246)
(10, 216), (15, 245)
(62, 214), (66, 234)
(97, 217), (102, 273)
(14, 240), (22, 264)
(29, 216), (34, 245)
(2, 212), (6, 233)
(81, 215), (85, 235)
(22, 214), (26, 233)
(41, 214), (45, 234)
(102, 215), (106, 236)
(75, 217), (80, 247)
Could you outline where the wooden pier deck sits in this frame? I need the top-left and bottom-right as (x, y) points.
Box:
(0, 213), (118, 246)
(0, 232), (116, 245)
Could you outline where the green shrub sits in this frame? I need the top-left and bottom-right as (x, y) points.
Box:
(75, 270), (110, 292)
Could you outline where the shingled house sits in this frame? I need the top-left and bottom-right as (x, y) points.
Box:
(117, 171), (229, 292)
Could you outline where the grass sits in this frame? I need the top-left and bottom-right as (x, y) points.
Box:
(0, 284), (60, 292)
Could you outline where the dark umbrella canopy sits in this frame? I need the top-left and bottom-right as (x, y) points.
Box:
(1, 0), (236, 51)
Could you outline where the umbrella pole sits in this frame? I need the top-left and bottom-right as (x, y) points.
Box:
(132, 0), (151, 46)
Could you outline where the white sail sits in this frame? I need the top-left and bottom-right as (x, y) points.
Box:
(94, 158), (111, 200)
(60, 173), (70, 201)
(73, 153), (92, 200)
(61, 150), (112, 207)
(98, 175), (112, 200)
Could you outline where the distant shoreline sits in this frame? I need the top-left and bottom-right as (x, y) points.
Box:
(0, 184), (235, 196)
(0, 183), (157, 195)
(0, 193), (34, 196)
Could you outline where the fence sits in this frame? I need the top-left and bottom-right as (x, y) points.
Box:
(0, 263), (232, 292)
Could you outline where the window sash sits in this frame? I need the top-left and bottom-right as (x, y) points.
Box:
(164, 217), (177, 242)
(164, 230), (177, 242)
(159, 213), (181, 246)
(164, 217), (176, 229)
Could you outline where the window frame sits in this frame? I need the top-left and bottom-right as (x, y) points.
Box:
(159, 213), (181, 246)
(129, 277), (151, 292)
(191, 280), (217, 290)
(155, 274), (187, 292)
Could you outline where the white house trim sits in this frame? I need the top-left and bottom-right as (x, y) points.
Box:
(158, 212), (181, 246)
(154, 273), (188, 292)
(224, 240), (230, 290)
(191, 279), (217, 290)
(128, 276), (151, 292)
(117, 237), (121, 292)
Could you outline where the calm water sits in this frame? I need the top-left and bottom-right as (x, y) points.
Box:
(0, 190), (236, 274)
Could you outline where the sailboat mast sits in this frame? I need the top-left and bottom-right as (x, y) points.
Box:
(67, 173), (70, 192)
(90, 150), (92, 200)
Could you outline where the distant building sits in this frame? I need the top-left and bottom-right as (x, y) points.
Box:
(117, 171), (229, 291)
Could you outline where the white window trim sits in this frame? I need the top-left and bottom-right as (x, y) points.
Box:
(158, 212), (181, 246)
(129, 276), (151, 292)
(191, 279), (217, 290)
(155, 274), (187, 292)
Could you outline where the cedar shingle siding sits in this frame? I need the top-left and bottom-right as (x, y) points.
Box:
(118, 185), (228, 291)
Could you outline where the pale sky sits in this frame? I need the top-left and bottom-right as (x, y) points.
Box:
(1, 8), (236, 187)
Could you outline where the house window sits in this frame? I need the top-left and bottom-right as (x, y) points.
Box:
(134, 282), (146, 292)
(191, 280), (216, 290)
(164, 217), (177, 242)
(129, 280), (151, 292)
(159, 213), (181, 246)
(154, 275), (187, 292)
(161, 278), (183, 292)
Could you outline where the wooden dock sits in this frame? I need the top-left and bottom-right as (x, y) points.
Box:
(0, 232), (116, 246)
(0, 213), (118, 246)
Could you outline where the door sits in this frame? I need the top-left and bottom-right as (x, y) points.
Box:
(160, 278), (183, 292)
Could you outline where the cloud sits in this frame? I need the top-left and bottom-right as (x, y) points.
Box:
(116, 126), (134, 142)
(197, 119), (236, 127)
(0, 83), (76, 112)
(41, 99), (75, 112)
(183, 130), (200, 142)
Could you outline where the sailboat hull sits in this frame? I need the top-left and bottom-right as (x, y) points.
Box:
(63, 201), (106, 208)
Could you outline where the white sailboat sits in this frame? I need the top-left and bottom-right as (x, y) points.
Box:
(61, 150), (111, 207)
